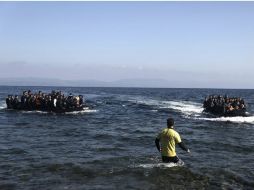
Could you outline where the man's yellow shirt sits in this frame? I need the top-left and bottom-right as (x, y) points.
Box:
(157, 128), (181, 157)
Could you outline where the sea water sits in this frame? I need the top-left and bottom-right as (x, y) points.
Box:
(0, 86), (254, 189)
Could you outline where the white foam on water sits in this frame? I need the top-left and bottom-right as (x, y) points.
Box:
(138, 160), (184, 169)
(161, 101), (203, 116)
(4, 106), (97, 115)
(64, 108), (97, 115)
(128, 98), (203, 116)
(197, 116), (254, 124)
(128, 99), (160, 107)
(20, 110), (48, 114)
(0, 101), (6, 109)
(18, 109), (97, 115)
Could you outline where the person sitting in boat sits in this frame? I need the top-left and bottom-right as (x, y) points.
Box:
(240, 98), (245, 105)
(12, 95), (20, 109)
(32, 95), (37, 110)
(218, 96), (224, 106)
(62, 94), (67, 108)
(66, 94), (73, 109)
(229, 105), (234, 111)
(6, 95), (13, 109)
(210, 101), (215, 107)
(56, 95), (64, 110)
(239, 104), (245, 109)
(35, 95), (41, 110)
(21, 91), (28, 109)
(79, 95), (84, 107)
(224, 105), (230, 112)
(41, 95), (47, 111)
(28, 90), (32, 96)
(47, 96), (52, 110)
(6, 90), (85, 112)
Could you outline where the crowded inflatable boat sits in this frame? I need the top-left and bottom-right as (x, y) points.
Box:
(203, 95), (247, 117)
(6, 90), (85, 113)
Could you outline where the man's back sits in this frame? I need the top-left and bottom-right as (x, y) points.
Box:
(157, 128), (181, 157)
(155, 118), (190, 163)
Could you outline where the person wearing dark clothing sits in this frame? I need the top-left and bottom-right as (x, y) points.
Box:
(6, 95), (12, 109)
(12, 96), (20, 109)
(5, 90), (85, 112)
(79, 95), (84, 107)
(56, 96), (63, 110)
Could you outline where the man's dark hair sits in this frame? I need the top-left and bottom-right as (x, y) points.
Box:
(167, 118), (174, 127)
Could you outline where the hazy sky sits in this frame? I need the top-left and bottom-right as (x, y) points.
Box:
(0, 2), (253, 88)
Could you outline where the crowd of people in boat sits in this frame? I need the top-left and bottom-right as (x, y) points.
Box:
(203, 95), (246, 114)
(6, 90), (84, 112)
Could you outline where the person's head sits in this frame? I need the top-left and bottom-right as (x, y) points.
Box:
(167, 118), (174, 128)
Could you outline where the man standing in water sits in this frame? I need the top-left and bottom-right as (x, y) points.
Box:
(155, 118), (190, 163)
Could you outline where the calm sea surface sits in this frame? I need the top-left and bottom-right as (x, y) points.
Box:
(0, 86), (254, 190)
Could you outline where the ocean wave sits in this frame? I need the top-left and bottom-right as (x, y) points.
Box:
(127, 98), (254, 124)
(197, 116), (254, 124)
(161, 101), (203, 115)
(128, 98), (203, 116)
(20, 110), (48, 114)
(64, 108), (97, 115)
(138, 160), (184, 168)
(0, 100), (6, 109)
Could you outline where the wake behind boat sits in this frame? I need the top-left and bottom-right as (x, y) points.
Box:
(5, 90), (86, 113)
(203, 95), (247, 117)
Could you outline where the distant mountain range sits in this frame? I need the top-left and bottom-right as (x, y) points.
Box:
(0, 77), (173, 88)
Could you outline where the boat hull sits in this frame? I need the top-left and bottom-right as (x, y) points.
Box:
(7, 106), (85, 113)
(204, 106), (247, 117)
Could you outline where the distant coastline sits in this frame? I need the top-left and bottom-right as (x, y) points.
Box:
(0, 77), (181, 88)
(0, 77), (253, 89)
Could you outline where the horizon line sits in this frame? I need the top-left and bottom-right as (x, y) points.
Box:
(0, 84), (253, 90)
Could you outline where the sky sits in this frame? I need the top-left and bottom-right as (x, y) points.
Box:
(0, 2), (254, 88)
